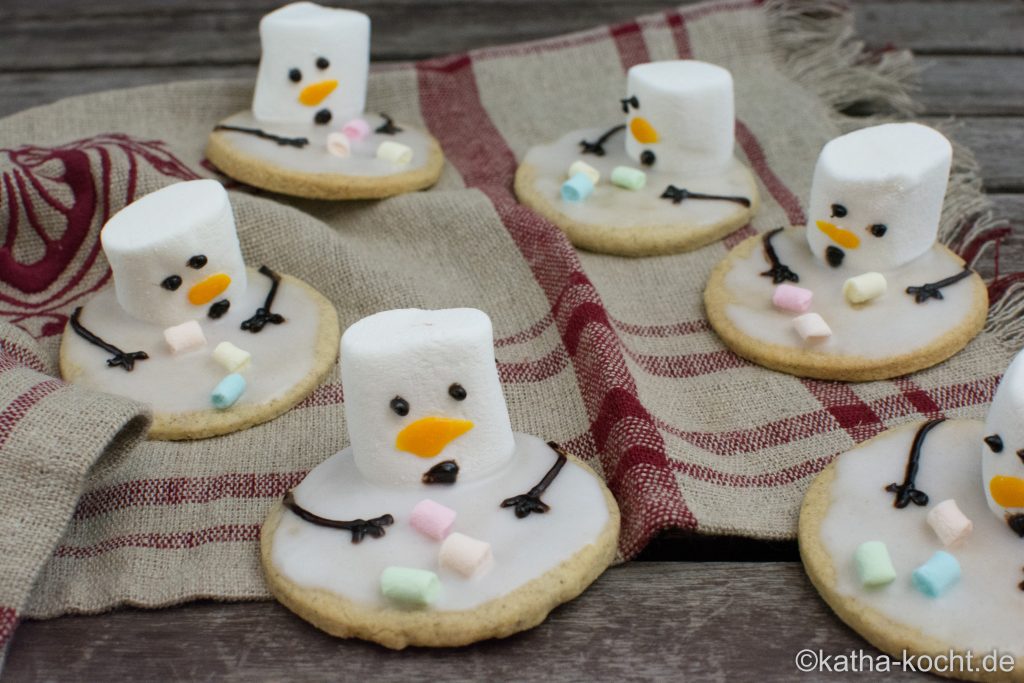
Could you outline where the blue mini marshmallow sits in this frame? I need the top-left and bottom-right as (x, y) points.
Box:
(912, 550), (961, 598)
(211, 373), (246, 410)
(561, 172), (595, 202)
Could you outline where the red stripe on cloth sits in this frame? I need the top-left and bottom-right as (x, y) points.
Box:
(624, 347), (748, 378)
(665, 10), (692, 58)
(609, 21), (651, 71)
(54, 524), (259, 559)
(891, 377), (944, 419)
(494, 312), (554, 347)
(802, 380), (884, 443)
(73, 472), (306, 521)
(0, 378), (63, 450)
(0, 338), (49, 374)
(723, 223), (757, 250)
(654, 410), (834, 456)
(734, 121), (806, 225)
(295, 383), (343, 409)
(610, 317), (711, 337)
(498, 346), (570, 383)
(671, 454), (833, 488)
(0, 605), (17, 654)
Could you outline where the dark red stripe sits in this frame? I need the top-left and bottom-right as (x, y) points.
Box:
(54, 524), (259, 559)
(801, 379), (884, 443)
(609, 21), (651, 71)
(671, 454), (833, 488)
(734, 121), (806, 225)
(0, 378), (63, 450)
(665, 10), (692, 58)
(0, 605), (17, 654)
(624, 347), (748, 378)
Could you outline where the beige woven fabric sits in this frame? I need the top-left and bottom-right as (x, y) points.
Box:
(0, 1), (1015, 657)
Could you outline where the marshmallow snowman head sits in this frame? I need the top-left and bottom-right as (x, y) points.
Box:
(341, 308), (517, 488)
(252, 2), (370, 126)
(101, 179), (248, 328)
(982, 349), (1024, 528)
(623, 60), (735, 175)
(806, 123), (952, 272)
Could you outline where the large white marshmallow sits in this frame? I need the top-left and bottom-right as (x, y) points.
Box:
(623, 60), (735, 175)
(806, 123), (952, 272)
(982, 349), (1024, 524)
(253, 2), (370, 125)
(101, 179), (247, 328)
(341, 308), (516, 487)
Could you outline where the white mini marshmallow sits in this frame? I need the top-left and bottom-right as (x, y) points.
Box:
(793, 313), (832, 341)
(439, 532), (493, 578)
(213, 341), (252, 373)
(101, 180), (247, 328)
(843, 272), (887, 304)
(326, 132), (351, 158)
(926, 499), (973, 549)
(341, 308), (516, 487)
(624, 60), (735, 175)
(376, 141), (413, 166)
(163, 320), (207, 355)
(806, 123), (952, 272)
(568, 160), (600, 184)
(982, 349), (1024, 522)
(253, 3), (370, 125)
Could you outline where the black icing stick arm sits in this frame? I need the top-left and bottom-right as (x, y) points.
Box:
(500, 441), (568, 518)
(580, 124), (626, 156)
(375, 113), (402, 135)
(759, 227), (800, 284)
(661, 185), (751, 208)
(69, 307), (149, 372)
(905, 266), (973, 304)
(241, 265), (286, 333)
(886, 418), (946, 508)
(213, 125), (308, 149)
(282, 491), (394, 543)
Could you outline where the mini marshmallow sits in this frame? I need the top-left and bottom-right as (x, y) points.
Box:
(211, 373), (246, 410)
(410, 499), (456, 540)
(212, 341), (252, 373)
(342, 118), (371, 142)
(772, 284), (813, 313)
(253, 3), (370, 125)
(326, 132), (351, 158)
(912, 550), (961, 598)
(101, 180), (248, 328)
(561, 172), (595, 202)
(377, 141), (413, 166)
(163, 320), (207, 354)
(439, 532), (493, 578)
(982, 349), (1024, 522)
(853, 541), (896, 587)
(341, 309), (516, 487)
(793, 313), (832, 341)
(567, 160), (600, 184)
(926, 499), (973, 549)
(380, 566), (440, 607)
(843, 272), (887, 304)
(611, 166), (646, 191)
(624, 60), (735, 174)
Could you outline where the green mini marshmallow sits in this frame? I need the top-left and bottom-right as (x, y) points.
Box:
(611, 166), (646, 191)
(854, 541), (897, 587)
(380, 566), (441, 607)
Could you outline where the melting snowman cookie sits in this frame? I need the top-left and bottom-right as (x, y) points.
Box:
(705, 123), (987, 381)
(799, 349), (1024, 681)
(260, 308), (619, 648)
(59, 179), (340, 440)
(206, 2), (444, 200)
(515, 60), (759, 256)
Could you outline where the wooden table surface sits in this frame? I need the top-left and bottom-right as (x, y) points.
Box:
(2, 1), (1022, 680)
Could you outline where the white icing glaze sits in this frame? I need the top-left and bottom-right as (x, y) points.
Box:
(270, 434), (611, 611)
(62, 268), (322, 414)
(819, 420), (1024, 656)
(214, 111), (435, 177)
(520, 127), (757, 230)
(721, 227), (979, 359)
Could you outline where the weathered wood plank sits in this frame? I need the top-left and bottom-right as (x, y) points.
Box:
(917, 56), (1024, 116)
(3, 563), (932, 682)
(926, 117), (1024, 193)
(853, 0), (1024, 55)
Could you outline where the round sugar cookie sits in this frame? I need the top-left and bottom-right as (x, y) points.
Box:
(515, 126), (759, 256)
(704, 226), (988, 381)
(60, 268), (339, 440)
(260, 437), (619, 648)
(206, 112), (444, 200)
(800, 420), (1024, 682)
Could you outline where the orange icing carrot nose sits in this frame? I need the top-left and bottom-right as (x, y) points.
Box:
(629, 117), (659, 144)
(395, 416), (474, 458)
(188, 273), (231, 306)
(299, 79), (338, 106)
(815, 220), (861, 249)
(990, 475), (1024, 508)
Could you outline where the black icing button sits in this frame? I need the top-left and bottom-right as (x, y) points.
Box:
(314, 108), (332, 125)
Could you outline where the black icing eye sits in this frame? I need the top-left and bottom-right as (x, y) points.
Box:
(985, 434), (1004, 453)
(620, 95), (639, 113)
(288, 68), (301, 83)
(830, 204), (847, 218)
(161, 275), (182, 291)
(869, 224), (887, 238)
(316, 56), (329, 70)
(448, 383), (467, 401)
(187, 254), (207, 269)
(390, 396), (409, 416)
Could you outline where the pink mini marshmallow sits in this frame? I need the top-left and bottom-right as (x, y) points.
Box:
(326, 132), (351, 158)
(342, 118), (371, 142)
(439, 532), (493, 578)
(410, 499), (456, 540)
(927, 499), (973, 548)
(163, 319), (206, 354)
(793, 313), (831, 341)
(772, 284), (813, 313)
